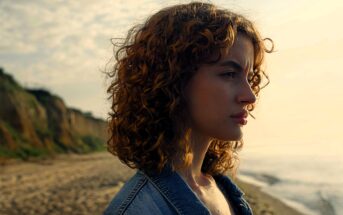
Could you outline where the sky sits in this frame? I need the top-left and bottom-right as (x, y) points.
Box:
(1, 0), (342, 157)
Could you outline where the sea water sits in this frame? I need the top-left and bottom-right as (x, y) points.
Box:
(238, 151), (343, 215)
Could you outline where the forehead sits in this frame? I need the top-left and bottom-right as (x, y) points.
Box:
(219, 34), (254, 71)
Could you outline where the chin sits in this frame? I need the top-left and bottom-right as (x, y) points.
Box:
(215, 130), (243, 141)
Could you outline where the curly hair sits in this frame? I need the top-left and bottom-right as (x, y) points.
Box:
(107, 2), (274, 176)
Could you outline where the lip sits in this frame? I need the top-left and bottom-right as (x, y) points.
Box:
(231, 117), (247, 125)
(231, 111), (248, 125)
(230, 110), (248, 118)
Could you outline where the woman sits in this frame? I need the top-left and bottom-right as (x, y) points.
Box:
(104, 2), (273, 215)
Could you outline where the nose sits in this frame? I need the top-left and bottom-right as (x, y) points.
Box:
(236, 81), (257, 105)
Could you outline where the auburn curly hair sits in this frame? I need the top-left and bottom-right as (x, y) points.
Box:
(107, 2), (274, 176)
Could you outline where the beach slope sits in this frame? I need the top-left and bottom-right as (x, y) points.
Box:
(0, 152), (305, 215)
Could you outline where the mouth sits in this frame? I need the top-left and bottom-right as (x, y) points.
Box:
(231, 116), (247, 125)
(231, 110), (248, 117)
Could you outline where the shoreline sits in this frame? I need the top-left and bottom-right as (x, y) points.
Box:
(1, 152), (310, 215)
(234, 177), (308, 215)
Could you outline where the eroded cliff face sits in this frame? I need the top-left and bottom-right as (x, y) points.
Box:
(68, 108), (107, 140)
(0, 68), (107, 159)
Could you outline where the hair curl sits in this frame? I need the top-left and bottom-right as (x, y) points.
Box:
(107, 2), (274, 176)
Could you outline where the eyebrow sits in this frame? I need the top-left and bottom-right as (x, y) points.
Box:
(219, 60), (244, 72)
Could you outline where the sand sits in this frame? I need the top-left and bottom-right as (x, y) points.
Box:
(0, 152), (306, 215)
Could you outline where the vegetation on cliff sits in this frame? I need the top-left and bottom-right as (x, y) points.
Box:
(0, 67), (107, 160)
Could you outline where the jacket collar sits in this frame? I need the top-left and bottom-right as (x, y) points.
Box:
(213, 174), (245, 198)
(139, 165), (245, 215)
(140, 165), (210, 215)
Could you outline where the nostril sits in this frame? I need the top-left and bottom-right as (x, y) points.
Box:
(237, 86), (256, 105)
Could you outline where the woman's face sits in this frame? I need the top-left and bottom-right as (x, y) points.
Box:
(185, 33), (256, 141)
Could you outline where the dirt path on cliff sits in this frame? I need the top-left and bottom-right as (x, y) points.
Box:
(0, 152), (135, 215)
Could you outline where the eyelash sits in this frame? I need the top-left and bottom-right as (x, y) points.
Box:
(221, 71), (255, 82)
(221, 72), (237, 79)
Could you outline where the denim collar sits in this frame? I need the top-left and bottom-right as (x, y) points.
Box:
(213, 174), (245, 198)
(139, 165), (245, 215)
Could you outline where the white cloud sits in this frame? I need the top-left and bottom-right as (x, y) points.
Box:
(0, 0), (165, 118)
(1, 0), (343, 120)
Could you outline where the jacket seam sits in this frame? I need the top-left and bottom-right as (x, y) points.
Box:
(116, 175), (148, 215)
(141, 171), (182, 215)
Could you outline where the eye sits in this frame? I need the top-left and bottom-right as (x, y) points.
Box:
(220, 71), (237, 79)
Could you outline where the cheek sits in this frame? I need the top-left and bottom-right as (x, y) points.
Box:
(188, 78), (232, 119)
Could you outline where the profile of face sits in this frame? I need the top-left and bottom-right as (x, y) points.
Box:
(185, 33), (256, 141)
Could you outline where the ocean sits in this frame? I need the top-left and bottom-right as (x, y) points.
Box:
(238, 151), (343, 215)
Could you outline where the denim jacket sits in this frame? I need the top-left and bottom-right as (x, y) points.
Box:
(104, 165), (253, 215)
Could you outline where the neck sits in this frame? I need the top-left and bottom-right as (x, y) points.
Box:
(174, 130), (212, 188)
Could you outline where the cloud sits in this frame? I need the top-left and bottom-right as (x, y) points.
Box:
(0, 0), (167, 117)
(1, 0), (342, 119)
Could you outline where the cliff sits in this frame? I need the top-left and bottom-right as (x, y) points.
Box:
(0, 67), (108, 159)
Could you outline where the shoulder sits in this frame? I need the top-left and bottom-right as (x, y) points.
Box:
(104, 166), (214, 215)
(103, 171), (176, 215)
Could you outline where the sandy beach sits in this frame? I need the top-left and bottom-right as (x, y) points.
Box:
(0, 152), (306, 215)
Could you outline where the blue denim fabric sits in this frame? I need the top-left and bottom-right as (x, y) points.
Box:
(104, 165), (253, 215)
